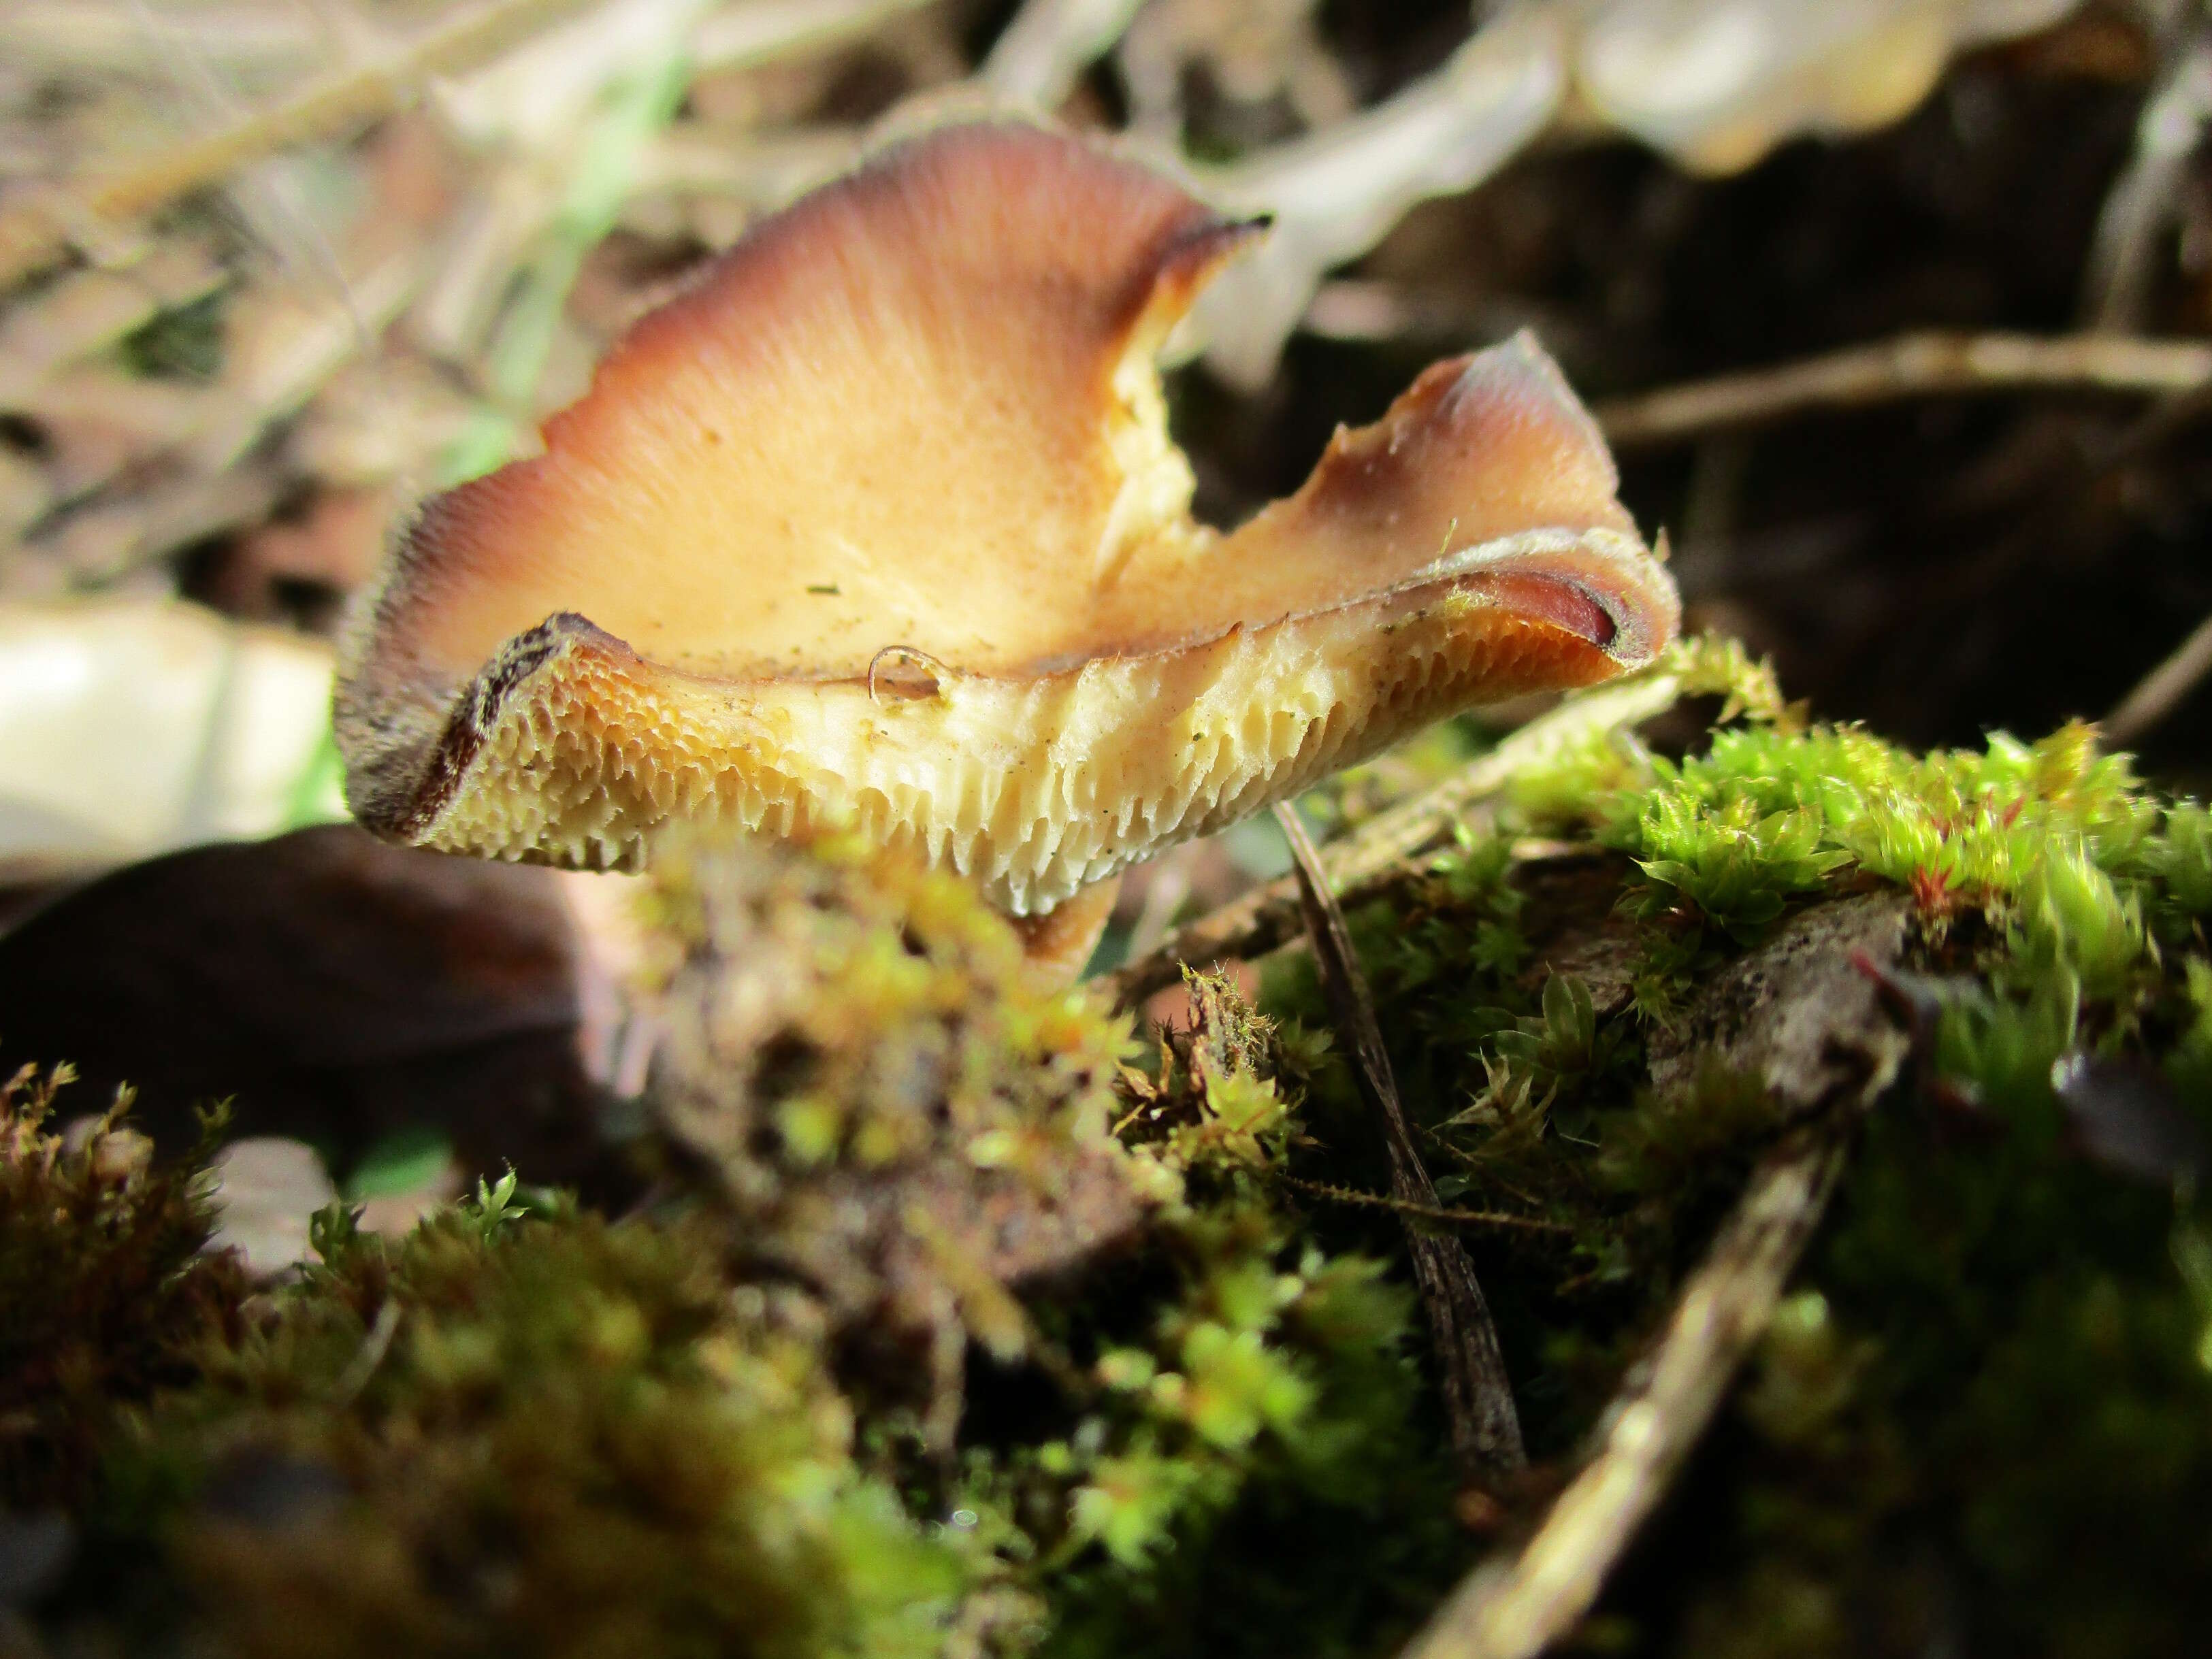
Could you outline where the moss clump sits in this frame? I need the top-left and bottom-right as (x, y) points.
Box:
(22, 684), (2212, 1658)
(24, 836), (1450, 1659)
(1598, 719), (2156, 936)
(1260, 683), (2212, 1655)
(1006, 976), (1461, 1659)
(1, 1067), (245, 1510)
(636, 835), (1463, 1657)
(1260, 844), (1795, 1457)
(73, 1187), (970, 1659)
(1644, 1058), (2212, 1656)
(1579, 721), (2212, 1656)
(642, 829), (1156, 1416)
(1264, 683), (2212, 1434)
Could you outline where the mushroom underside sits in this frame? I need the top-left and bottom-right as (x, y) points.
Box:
(374, 527), (1661, 919)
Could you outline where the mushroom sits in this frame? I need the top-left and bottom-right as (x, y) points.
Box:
(336, 122), (1677, 981)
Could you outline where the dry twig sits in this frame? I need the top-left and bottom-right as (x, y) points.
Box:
(0, 0), (598, 288)
(1273, 800), (1525, 1481)
(1595, 330), (2212, 448)
(1277, 1174), (1570, 1237)
(1401, 893), (1915, 1658)
(1400, 1123), (1850, 1659)
(2081, 27), (2212, 333)
(2105, 606), (2212, 744)
(981, 0), (1147, 108)
(1192, 9), (1563, 390)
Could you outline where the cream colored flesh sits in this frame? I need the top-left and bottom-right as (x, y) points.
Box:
(407, 528), (1657, 915)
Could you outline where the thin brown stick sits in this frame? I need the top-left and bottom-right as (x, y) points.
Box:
(1273, 802), (1525, 1481)
(692, 0), (936, 72)
(1400, 1122), (1851, 1659)
(1277, 1174), (1571, 1236)
(1594, 331), (2212, 449)
(2080, 31), (2212, 333)
(1100, 669), (1685, 1010)
(0, 0), (598, 289)
(2105, 605), (2212, 745)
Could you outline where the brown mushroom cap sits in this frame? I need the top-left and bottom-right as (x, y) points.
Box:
(336, 122), (1677, 918)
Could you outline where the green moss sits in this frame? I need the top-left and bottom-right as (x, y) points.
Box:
(21, 697), (2212, 1658)
(83, 1194), (971, 1659)
(0, 1067), (245, 1509)
(1384, 702), (2212, 1656)
(1584, 720), (2156, 946)
(1256, 844), (1785, 1458)
(997, 974), (1464, 1658)
(1647, 1075), (2212, 1656)
(1621, 735), (2212, 1652)
(640, 827), (1159, 1401)
(25, 839), (1452, 1659)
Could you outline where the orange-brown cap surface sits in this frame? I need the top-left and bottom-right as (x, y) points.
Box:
(336, 122), (1678, 921)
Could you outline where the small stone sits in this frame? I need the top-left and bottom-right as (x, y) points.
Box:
(205, 1138), (337, 1281)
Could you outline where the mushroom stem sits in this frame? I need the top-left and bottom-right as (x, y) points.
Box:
(1007, 876), (1122, 989)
